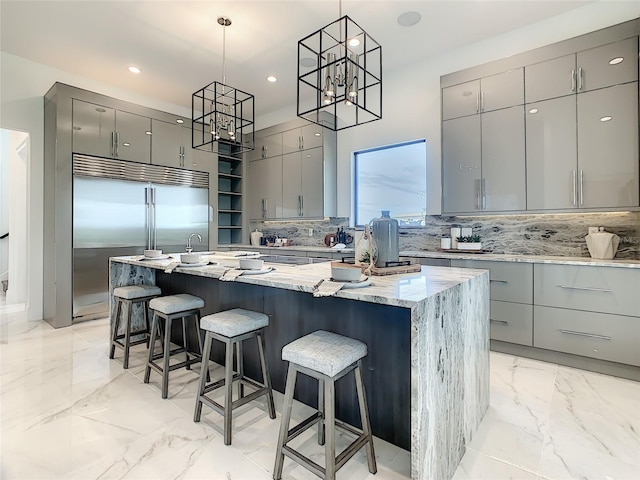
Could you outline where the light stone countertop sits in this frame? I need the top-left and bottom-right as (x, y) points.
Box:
(401, 250), (640, 268)
(112, 253), (486, 309)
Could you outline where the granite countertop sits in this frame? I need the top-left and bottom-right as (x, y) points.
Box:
(401, 250), (640, 269)
(111, 253), (486, 309)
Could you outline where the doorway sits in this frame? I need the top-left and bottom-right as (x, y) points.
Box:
(0, 128), (29, 335)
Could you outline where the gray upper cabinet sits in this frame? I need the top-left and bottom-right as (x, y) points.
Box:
(525, 38), (638, 103)
(578, 82), (639, 209)
(248, 156), (282, 219)
(481, 106), (526, 211)
(442, 106), (525, 213)
(442, 115), (481, 213)
(151, 119), (183, 168)
(442, 69), (523, 121)
(525, 54), (576, 103)
(480, 69), (524, 112)
(282, 124), (324, 154)
(577, 37), (638, 92)
(72, 99), (151, 163)
(526, 95), (578, 210)
(282, 148), (324, 218)
(247, 132), (282, 161)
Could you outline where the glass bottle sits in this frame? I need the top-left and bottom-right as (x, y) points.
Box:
(370, 210), (399, 268)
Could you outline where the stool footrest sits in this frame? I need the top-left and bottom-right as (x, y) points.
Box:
(147, 356), (202, 374)
(283, 446), (325, 478)
(335, 432), (370, 471)
(286, 412), (322, 444)
(113, 337), (148, 349)
(202, 372), (242, 394)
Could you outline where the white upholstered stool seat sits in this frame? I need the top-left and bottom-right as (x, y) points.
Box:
(194, 308), (275, 445)
(149, 293), (204, 315)
(274, 330), (376, 480)
(200, 308), (269, 337)
(109, 284), (161, 369)
(113, 285), (161, 300)
(144, 294), (205, 399)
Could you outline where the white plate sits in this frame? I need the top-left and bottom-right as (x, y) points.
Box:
(178, 261), (210, 267)
(240, 266), (274, 275)
(328, 278), (372, 289)
(141, 254), (170, 260)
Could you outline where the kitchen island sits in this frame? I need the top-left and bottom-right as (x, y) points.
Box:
(109, 253), (490, 480)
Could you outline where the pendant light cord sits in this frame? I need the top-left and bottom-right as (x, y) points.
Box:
(221, 20), (227, 85)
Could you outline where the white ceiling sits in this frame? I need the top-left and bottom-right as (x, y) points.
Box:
(1, 1), (595, 118)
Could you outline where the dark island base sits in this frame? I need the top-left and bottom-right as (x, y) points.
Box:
(156, 272), (411, 449)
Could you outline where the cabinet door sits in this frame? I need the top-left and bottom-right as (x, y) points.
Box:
(248, 157), (282, 219)
(577, 37), (638, 92)
(247, 132), (282, 161)
(282, 152), (302, 217)
(442, 115), (482, 213)
(300, 147), (324, 217)
(72, 99), (115, 158)
(526, 96), (578, 210)
(282, 128), (302, 154)
(480, 68), (524, 112)
(151, 119), (183, 168)
(300, 123), (324, 151)
(115, 110), (151, 163)
(482, 106), (526, 211)
(525, 54), (576, 103)
(578, 82), (639, 208)
(442, 79), (480, 120)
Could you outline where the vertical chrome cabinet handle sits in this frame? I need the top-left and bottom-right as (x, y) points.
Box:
(301, 135), (304, 150)
(476, 92), (480, 113)
(572, 170), (577, 206)
(578, 66), (583, 91)
(300, 195), (304, 216)
(111, 131), (116, 157)
(264, 145), (267, 159)
(475, 179), (481, 209)
(571, 69), (576, 92)
(481, 91), (485, 112)
(579, 170), (584, 206)
(481, 178), (486, 210)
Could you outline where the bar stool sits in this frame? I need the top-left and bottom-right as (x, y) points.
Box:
(274, 330), (376, 480)
(194, 308), (276, 445)
(109, 284), (161, 369)
(144, 293), (205, 399)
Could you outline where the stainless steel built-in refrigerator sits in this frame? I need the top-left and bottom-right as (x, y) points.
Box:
(72, 155), (210, 321)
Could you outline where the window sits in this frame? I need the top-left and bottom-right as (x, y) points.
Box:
(353, 139), (426, 227)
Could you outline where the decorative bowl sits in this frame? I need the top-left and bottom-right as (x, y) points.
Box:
(331, 262), (362, 282)
(144, 249), (163, 258)
(239, 258), (264, 270)
(181, 253), (202, 264)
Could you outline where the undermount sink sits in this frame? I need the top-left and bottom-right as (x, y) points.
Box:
(259, 255), (331, 266)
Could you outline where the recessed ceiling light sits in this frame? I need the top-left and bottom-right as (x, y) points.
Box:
(397, 11), (421, 27)
(600, 116), (613, 122)
(128, 66), (141, 74)
(176, 119), (184, 124)
(528, 108), (539, 114)
(348, 37), (360, 47)
(300, 57), (316, 68)
(609, 57), (624, 65)
(266, 75), (277, 83)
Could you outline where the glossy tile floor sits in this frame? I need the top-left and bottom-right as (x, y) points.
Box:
(1, 303), (639, 480)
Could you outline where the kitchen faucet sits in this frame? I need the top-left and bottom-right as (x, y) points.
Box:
(186, 233), (202, 253)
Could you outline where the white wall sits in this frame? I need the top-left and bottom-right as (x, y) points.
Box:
(0, 0), (638, 320)
(255, 0), (640, 218)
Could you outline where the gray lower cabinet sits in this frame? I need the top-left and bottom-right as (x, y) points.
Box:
(248, 157), (282, 219)
(451, 259), (533, 346)
(442, 106), (526, 214)
(72, 99), (151, 163)
(534, 305), (640, 367)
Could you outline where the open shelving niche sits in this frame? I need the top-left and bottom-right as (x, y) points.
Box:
(216, 143), (244, 244)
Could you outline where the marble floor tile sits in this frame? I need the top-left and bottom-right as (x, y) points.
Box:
(1, 313), (639, 480)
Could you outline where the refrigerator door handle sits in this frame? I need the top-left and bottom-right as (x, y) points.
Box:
(145, 187), (151, 249)
(150, 187), (157, 249)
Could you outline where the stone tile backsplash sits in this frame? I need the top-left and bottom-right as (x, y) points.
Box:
(251, 211), (640, 259)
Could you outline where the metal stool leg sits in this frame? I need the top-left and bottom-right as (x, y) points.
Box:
(355, 362), (377, 474)
(257, 330), (276, 419)
(318, 378), (325, 445)
(144, 312), (160, 383)
(237, 340), (245, 399)
(194, 331), (213, 422)
(123, 300), (133, 369)
(161, 315), (172, 399)
(182, 315), (191, 370)
(273, 365), (298, 480)
(109, 298), (123, 359)
(224, 337), (235, 445)
(144, 300), (152, 348)
(324, 378), (336, 480)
